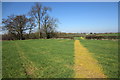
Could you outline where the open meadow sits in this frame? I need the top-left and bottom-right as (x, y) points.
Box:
(2, 39), (118, 78)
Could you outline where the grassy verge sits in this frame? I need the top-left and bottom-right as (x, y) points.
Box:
(2, 39), (74, 78)
(80, 39), (118, 78)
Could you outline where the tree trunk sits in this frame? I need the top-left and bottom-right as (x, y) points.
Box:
(38, 22), (41, 38)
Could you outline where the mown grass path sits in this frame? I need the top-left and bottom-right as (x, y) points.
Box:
(15, 42), (39, 78)
(74, 40), (106, 78)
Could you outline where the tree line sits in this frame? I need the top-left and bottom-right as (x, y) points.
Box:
(2, 3), (58, 40)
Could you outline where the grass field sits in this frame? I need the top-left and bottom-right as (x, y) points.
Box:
(2, 39), (74, 78)
(2, 39), (118, 78)
(80, 39), (118, 78)
(96, 33), (119, 36)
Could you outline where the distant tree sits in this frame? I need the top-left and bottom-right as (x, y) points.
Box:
(2, 15), (29, 40)
(42, 15), (58, 39)
(90, 32), (93, 34)
(29, 2), (51, 38)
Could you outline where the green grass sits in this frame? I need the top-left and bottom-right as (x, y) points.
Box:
(2, 41), (26, 78)
(2, 39), (118, 78)
(2, 39), (74, 78)
(80, 39), (118, 78)
(0, 41), (2, 79)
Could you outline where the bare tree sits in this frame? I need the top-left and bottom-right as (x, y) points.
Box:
(29, 2), (51, 38)
(2, 15), (29, 40)
(2, 15), (17, 40)
(42, 15), (58, 39)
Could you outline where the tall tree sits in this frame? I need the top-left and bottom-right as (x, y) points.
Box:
(2, 15), (29, 40)
(42, 15), (58, 39)
(29, 3), (51, 38)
